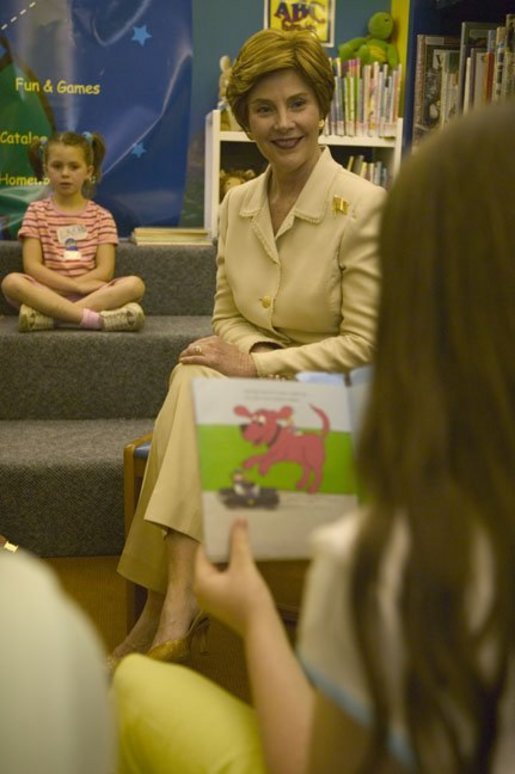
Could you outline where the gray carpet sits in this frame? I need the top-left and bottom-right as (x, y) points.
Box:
(0, 240), (216, 557)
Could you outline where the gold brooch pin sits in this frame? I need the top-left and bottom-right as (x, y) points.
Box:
(332, 195), (349, 215)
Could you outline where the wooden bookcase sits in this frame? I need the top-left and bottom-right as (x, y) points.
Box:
(204, 109), (403, 238)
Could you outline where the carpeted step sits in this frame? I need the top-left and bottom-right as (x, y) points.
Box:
(0, 239), (215, 559)
(0, 418), (154, 557)
(0, 239), (217, 317)
(0, 315), (213, 419)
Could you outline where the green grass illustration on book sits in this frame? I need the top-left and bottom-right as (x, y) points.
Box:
(197, 404), (357, 501)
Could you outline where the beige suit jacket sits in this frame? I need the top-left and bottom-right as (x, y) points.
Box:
(212, 147), (385, 377)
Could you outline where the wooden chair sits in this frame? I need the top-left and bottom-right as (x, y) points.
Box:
(123, 432), (153, 540)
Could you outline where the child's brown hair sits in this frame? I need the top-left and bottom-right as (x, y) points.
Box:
(29, 131), (106, 197)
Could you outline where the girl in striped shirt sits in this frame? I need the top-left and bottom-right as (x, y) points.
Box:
(1, 131), (145, 332)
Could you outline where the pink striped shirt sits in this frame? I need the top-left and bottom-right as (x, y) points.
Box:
(18, 198), (118, 277)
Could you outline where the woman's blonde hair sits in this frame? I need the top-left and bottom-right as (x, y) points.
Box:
(353, 99), (515, 771)
(226, 28), (334, 132)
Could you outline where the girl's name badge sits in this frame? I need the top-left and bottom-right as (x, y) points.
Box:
(57, 225), (87, 261)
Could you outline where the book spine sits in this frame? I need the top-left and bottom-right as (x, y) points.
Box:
(330, 58), (344, 137)
(462, 56), (472, 113)
(471, 49), (486, 108)
(348, 61), (356, 137)
(351, 58), (359, 137)
(440, 62), (449, 128)
(378, 64), (388, 138)
(493, 25), (506, 101)
(483, 50), (495, 103)
(334, 74), (344, 136)
(343, 72), (350, 136)
(439, 52), (459, 127)
(362, 64), (371, 135)
(412, 34), (427, 145)
(383, 70), (392, 138)
(457, 23), (470, 111)
(501, 14), (515, 98)
(351, 154), (365, 175)
(368, 61), (380, 137)
(391, 64), (402, 138)
(356, 76), (364, 137)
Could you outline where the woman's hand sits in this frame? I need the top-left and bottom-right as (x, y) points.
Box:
(179, 335), (258, 377)
(194, 519), (276, 639)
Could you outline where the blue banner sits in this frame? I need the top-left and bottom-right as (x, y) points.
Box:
(0, 0), (192, 237)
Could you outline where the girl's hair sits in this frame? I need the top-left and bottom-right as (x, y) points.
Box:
(353, 99), (515, 771)
(226, 28), (334, 133)
(29, 131), (106, 197)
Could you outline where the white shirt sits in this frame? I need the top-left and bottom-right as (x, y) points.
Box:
(297, 510), (515, 771)
(0, 551), (114, 774)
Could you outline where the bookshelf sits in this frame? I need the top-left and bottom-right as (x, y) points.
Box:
(204, 109), (403, 238)
(403, 0), (514, 146)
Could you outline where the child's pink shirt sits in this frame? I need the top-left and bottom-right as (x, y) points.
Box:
(18, 198), (118, 277)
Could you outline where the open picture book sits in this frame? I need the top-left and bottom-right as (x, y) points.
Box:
(191, 368), (371, 562)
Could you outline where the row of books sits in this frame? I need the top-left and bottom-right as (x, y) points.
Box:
(461, 15), (515, 113)
(324, 58), (402, 140)
(345, 155), (389, 189)
(413, 14), (515, 146)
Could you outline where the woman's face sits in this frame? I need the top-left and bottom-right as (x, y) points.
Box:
(247, 68), (321, 177)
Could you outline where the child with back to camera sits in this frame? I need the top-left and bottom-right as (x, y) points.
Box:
(1, 131), (145, 332)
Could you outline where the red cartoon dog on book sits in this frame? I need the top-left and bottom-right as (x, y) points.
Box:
(234, 404), (330, 494)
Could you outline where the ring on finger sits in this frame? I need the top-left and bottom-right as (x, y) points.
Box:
(193, 345), (203, 355)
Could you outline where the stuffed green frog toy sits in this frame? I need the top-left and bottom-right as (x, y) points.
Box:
(338, 11), (399, 68)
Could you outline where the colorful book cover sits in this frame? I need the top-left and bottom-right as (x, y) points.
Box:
(413, 36), (459, 145)
(192, 374), (367, 561)
(439, 50), (461, 126)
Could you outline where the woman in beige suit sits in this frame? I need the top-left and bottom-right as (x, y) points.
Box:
(112, 28), (385, 665)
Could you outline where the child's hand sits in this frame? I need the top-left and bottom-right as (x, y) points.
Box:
(73, 277), (107, 294)
(194, 519), (275, 638)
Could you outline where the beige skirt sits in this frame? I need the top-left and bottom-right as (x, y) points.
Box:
(118, 363), (224, 593)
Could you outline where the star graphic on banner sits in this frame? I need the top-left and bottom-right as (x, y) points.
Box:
(131, 25), (152, 46)
(131, 143), (146, 158)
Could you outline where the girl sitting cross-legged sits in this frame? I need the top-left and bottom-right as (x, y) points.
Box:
(1, 130), (145, 332)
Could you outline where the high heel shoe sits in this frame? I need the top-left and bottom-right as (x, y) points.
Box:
(146, 611), (210, 663)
